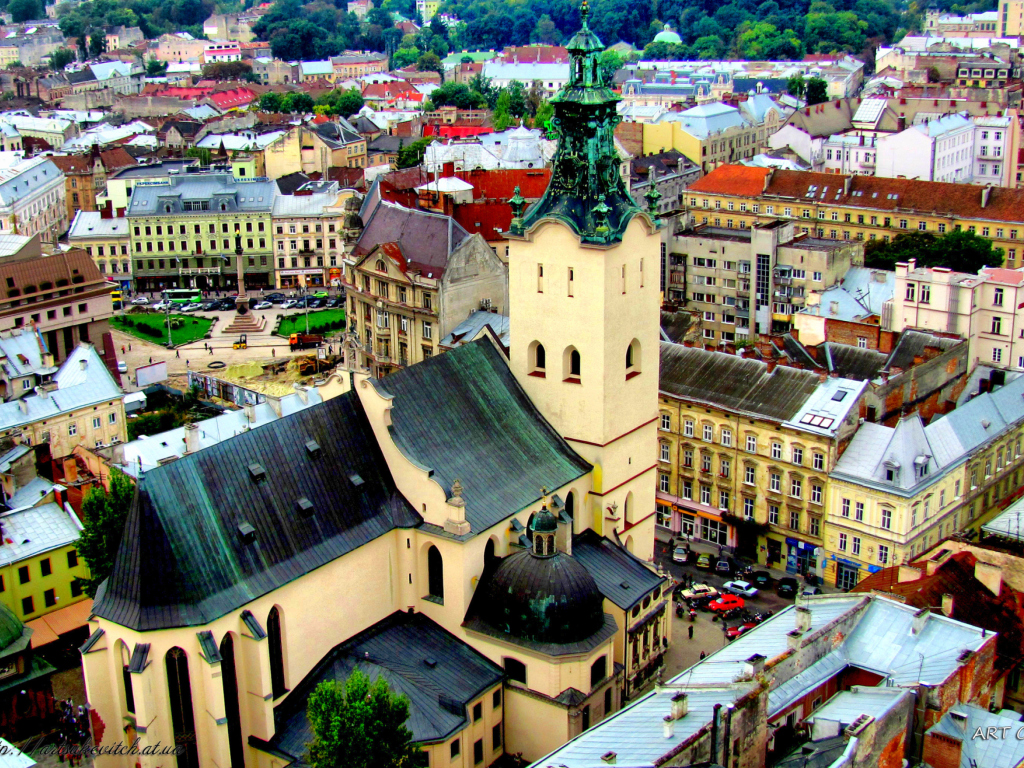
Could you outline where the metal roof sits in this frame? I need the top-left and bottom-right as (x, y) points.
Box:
(571, 529), (667, 610)
(268, 611), (503, 759)
(0, 502), (81, 567)
(67, 210), (129, 240)
(928, 704), (1024, 768)
(376, 339), (592, 534)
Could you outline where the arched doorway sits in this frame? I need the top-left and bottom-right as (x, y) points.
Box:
(565, 491), (576, 518)
(165, 648), (199, 768)
(220, 634), (245, 768)
(624, 536), (634, 554)
(427, 546), (444, 602)
(483, 538), (499, 576)
(267, 607), (286, 699)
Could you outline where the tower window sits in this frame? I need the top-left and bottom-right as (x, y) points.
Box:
(568, 267), (574, 297)
(564, 347), (581, 381)
(529, 341), (546, 377)
(626, 339), (642, 379)
(427, 545), (444, 603)
(537, 264), (544, 292)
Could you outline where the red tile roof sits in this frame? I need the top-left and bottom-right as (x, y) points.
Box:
(692, 164), (1024, 224)
(208, 87), (257, 109)
(454, 168), (551, 201)
(453, 201), (512, 241)
(99, 147), (136, 173)
(500, 45), (569, 63)
(49, 154), (91, 174)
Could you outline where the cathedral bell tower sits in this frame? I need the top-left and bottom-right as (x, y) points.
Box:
(507, 0), (661, 558)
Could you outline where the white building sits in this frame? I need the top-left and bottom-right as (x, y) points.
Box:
(875, 114), (975, 182)
(972, 115), (1012, 187)
(0, 154), (66, 244)
(481, 61), (569, 100)
(202, 41), (241, 64)
(821, 132), (881, 175)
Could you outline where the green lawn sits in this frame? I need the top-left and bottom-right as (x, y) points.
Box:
(112, 313), (213, 347)
(276, 309), (347, 338)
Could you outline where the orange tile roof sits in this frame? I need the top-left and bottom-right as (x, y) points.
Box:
(692, 164), (1024, 224)
(26, 598), (93, 648)
(688, 165), (769, 197)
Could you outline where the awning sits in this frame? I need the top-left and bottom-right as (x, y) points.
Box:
(26, 599), (93, 648)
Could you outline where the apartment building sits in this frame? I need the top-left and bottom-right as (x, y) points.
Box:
(331, 53), (388, 78)
(685, 165), (1024, 269)
(828, 369), (1024, 588)
(271, 189), (346, 289)
(875, 114), (975, 182)
(153, 33), (206, 63)
(0, 114), (76, 150)
(973, 115), (1014, 187)
(0, 155), (66, 246)
(666, 220), (863, 341)
(890, 259), (1024, 369)
(344, 197), (506, 375)
(49, 147), (135, 223)
(1000, 0), (1024, 36)
(926, 9), (1000, 37)
(67, 210), (132, 289)
(126, 172), (277, 292)
(202, 42), (242, 64)
(658, 344), (866, 573)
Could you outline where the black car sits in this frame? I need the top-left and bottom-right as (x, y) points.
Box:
(776, 577), (799, 598)
(715, 558), (733, 575)
(201, 300), (220, 311)
(750, 571), (772, 589)
(325, 297), (341, 308)
(265, 293), (286, 303)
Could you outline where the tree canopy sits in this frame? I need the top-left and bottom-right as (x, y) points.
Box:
(77, 469), (135, 598)
(864, 230), (1005, 273)
(58, 0), (215, 43)
(306, 670), (420, 768)
(49, 48), (77, 71)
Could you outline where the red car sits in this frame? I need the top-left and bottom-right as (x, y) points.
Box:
(726, 621), (758, 640)
(708, 594), (745, 613)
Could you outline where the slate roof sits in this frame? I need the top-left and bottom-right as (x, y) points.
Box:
(821, 343), (887, 381)
(659, 342), (821, 422)
(0, 328), (51, 379)
(268, 611), (502, 761)
(375, 339), (591, 534)
(354, 198), (469, 278)
(92, 389), (421, 630)
(571, 529), (665, 610)
(659, 311), (692, 344)
(883, 329), (962, 373)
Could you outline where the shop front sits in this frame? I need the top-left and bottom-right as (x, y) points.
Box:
(785, 537), (824, 581)
(655, 493), (735, 548)
(823, 554), (881, 592)
(277, 267), (327, 289)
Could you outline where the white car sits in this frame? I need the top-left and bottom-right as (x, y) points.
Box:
(723, 580), (759, 598)
(130, 296), (149, 305)
(181, 302), (203, 312)
(151, 301), (169, 311)
(281, 299), (299, 309)
(117, 361), (128, 374)
(254, 301), (273, 310)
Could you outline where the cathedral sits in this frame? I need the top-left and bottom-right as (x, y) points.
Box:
(80, 6), (669, 767)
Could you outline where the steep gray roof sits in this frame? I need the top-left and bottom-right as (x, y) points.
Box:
(659, 342), (820, 422)
(571, 529), (666, 610)
(883, 329), (962, 373)
(126, 173), (277, 217)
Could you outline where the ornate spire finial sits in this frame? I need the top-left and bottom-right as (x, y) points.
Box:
(509, 185), (526, 220)
(580, 0), (589, 24)
(452, 479), (464, 500)
(593, 194), (611, 234)
(540, 486), (549, 506)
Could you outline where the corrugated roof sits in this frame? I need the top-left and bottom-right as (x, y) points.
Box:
(659, 342), (820, 422)
(884, 329), (962, 372)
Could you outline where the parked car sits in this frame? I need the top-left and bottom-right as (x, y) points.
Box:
(117, 361), (128, 374)
(750, 571), (772, 589)
(672, 546), (690, 564)
(151, 301), (169, 310)
(776, 577), (799, 598)
(801, 586), (823, 597)
(200, 300), (220, 311)
(715, 558), (733, 575)
(254, 301), (273, 310)
(265, 293), (285, 303)
(326, 297), (341, 307)
(181, 302), (203, 312)
(726, 621), (758, 640)
(310, 299), (326, 308)
(722, 580), (759, 598)
(681, 583), (719, 601)
(131, 296), (149, 305)
(708, 594), (745, 613)
(312, 291), (328, 298)
(282, 299), (300, 309)
(696, 553), (713, 570)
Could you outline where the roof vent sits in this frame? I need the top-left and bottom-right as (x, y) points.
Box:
(305, 439), (320, 457)
(423, 658), (437, 668)
(982, 419), (991, 429)
(846, 714), (875, 736)
(601, 752), (617, 765)
(957, 649), (973, 663)
(248, 463), (266, 481)
(620, 581), (630, 589)
(349, 472), (365, 487)
(296, 497), (314, 517)
(238, 522), (256, 544)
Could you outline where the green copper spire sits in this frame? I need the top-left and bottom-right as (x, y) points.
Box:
(509, 0), (647, 244)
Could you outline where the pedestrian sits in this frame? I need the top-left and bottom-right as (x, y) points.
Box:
(128, 343), (131, 351)
(700, 650), (706, 660)
(175, 349), (180, 358)
(149, 356), (152, 364)
(272, 348), (276, 358)
(121, 345), (125, 354)
(186, 359), (189, 367)
(210, 346), (213, 355)
(688, 625), (693, 640)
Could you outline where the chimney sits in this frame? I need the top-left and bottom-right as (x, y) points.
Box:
(33, 385), (49, 399)
(897, 565), (922, 583)
(663, 716), (675, 739)
(941, 593), (955, 617)
(18, 398), (27, 415)
(843, 175), (852, 196)
(974, 561), (1002, 596)
(818, 370), (828, 383)
(911, 606), (929, 635)
(744, 653), (766, 677)
(795, 605), (812, 632)
(444, 479), (470, 535)
(981, 185), (993, 208)
(243, 402), (255, 423)
(670, 692), (688, 720)
(766, 360), (777, 373)
(79, 358), (88, 371)
(62, 457), (77, 483)
(763, 168), (774, 192)
(184, 422), (199, 454)
(787, 629), (804, 649)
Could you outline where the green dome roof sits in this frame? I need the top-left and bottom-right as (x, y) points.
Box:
(0, 602), (25, 651)
(653, 24), (682, 45)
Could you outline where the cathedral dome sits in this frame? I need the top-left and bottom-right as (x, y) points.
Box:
(483, 548), (605, 644)
(653, 24), (682, 45)
(0, 602), (24, 651)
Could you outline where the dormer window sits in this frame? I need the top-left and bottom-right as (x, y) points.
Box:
(884, 458), (900, 483)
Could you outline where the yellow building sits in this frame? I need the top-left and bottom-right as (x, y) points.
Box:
(687, 164), (1024, 269)
(0, 502), (90, 622)
(1000, 0), (1024, 36)
(67, 211), (133, 288)
(827, 371), (1024, 589)
(0, 345), (126, 458)
(658, 344), (865, 574)
(80, 11), (669, 768)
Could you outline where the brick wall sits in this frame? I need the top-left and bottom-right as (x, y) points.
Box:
(823, 318), (882, 350)
(615, 121), (643, 159)
(922, 731), (962, 768)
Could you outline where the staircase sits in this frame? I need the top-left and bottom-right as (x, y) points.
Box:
(221, 312), (266, 334)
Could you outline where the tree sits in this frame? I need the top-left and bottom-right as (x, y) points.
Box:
(397, 137), (434, 168)
(334, 87), (364, 116)
(49, 47), (76, 70)
(9, 0), (42, 24)
(89, 31), (107, 57)
(805, 77), (829, 105)
(425, 81), (485, 110)
(392, 47), (419, 68)
(306, 670), (420, 768)
(77, 469), (135, 598)
(787, 74), (806, 98)
(864, 230), (1005, 272)
(416, 51), (442, 75)
(689, 35), (725, 60)
(186, 146), (212, 165)
(598, 49), (623, 85)
(533, 14), (562, 45)
(146, 58), (168, 76)
(492, 90), (513, 130)
(281, 92), (315, 113)
(532, 99), (553, 131)
(259, 92), (283, 112)
(202, 61), (253, 81)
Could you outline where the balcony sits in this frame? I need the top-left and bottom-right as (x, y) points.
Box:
(860, 156), (875, 168)
(774, 275), (792, 286)
(179, 267), (222, 275)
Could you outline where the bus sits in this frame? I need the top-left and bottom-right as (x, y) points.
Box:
(163, 288), (203, 305)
